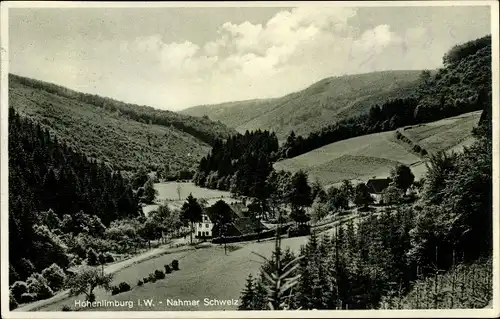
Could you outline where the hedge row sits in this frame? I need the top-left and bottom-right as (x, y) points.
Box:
(395, 130), (429, 157)
(211, 225), (291, 244)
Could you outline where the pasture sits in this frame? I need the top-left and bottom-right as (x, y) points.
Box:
(274, 111), (481, 186)
(401, 111), (481, 154)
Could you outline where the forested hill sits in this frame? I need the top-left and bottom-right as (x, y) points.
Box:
(180, 70), (422, 140)
(278, 35), (492, 159)
(9, 107), (140, 281)
(9, 74), (238, 172)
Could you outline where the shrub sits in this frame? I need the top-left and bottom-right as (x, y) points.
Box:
(164, 265), (172, 274)
(20, 293), (36, 303)
(26, 273), (54, 300)
(118, 282), (131, 293)
(104, 252), (115, 263)
(41, 263), (66, 291)
(10, 281), (28, 301)
(171, 260), (179, 271)
(137, 280), (143, 286)
(61, 305), (72, 311)
(143, 277), (149, 283)
(288, 224), (311, 238)
(154, 270), (165, 280)
(111, 286), (120, 295)
(10, 293), (18, 310)
(148, 273), (157, 283)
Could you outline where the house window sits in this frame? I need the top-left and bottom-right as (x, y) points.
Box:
(204, 231), (208, 236)
(205, 223), (209, 228)
(199, 223), (202, 227)
(197, 231), (201, 237)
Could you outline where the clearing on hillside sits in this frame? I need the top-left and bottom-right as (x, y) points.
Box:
(274, 111), (481, 185)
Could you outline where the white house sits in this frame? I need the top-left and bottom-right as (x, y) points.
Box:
(195, 213), (214, 239)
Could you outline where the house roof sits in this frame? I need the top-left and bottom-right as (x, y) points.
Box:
(229, 203), (248, 218)
(203, 202), (245, 223)
(232, 217), (267, 235)
(366, 178), (391, 194)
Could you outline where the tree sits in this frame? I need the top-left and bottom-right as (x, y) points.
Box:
(382, 185), (402, 205)
(209, 200), (234, 254)
(86, 248), (98, 266)
(311, 198), (329, 223)
(353, 184), (374, 208)
(176, 183), (182, 200)
(310, 180), (326, 202)
(65, 266), (114, 302)
(41, 263), (66, 291)
(132, 166), (149, 189)
(390, 165), (415, 194)
(180, 193), (203, 244)
(142, 178), (158, 204)
(239, 274), (256, 310)
(340, 180), (354, 204)
(327, 186), (349, 212)
(98, 253), (106, 275)
(287, 170), (312, 216)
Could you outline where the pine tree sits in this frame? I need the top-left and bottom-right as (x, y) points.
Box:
(239, 274), (255, 310)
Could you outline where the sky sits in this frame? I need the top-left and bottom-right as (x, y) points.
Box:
(8, 4), (491, 111)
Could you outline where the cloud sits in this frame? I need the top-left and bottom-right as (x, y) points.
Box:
(35, 6), (466, 109)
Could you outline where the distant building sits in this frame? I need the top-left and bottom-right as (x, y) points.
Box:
(365, 178), (392, 203)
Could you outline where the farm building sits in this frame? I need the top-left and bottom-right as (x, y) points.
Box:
(195, 202), (265, 239)
(365, 178), (392, 203)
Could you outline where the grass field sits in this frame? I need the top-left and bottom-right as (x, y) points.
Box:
(400, 111), (481, 154)
(274, 111), (481, 186)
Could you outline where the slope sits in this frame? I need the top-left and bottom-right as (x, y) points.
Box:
(180, 70), (422, 140)
(9, 75), (237, 172)
(274, 111), (481, 186)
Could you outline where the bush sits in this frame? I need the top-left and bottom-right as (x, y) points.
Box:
(10, 293), (18, 310)
(143, 277), (149, 283)
(20, 292), (36, 303)
(148, 273), (157, 283)
(41, 263), (66, 291)
(288, 224), (311, 238)
(111, 286), (120, 295)
(104, 252), (115, 263)
(154, 270), (165, 280)
(118, 282), (131, 293)
(171, 260), (179, 271)
(10, 281), (28, 301)
(26, 273), (54, 300)
(137, 280), (143, 286)
(164, 265), (172, 274)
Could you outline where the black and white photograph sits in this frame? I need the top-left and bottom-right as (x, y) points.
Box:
(1, 1), (498, 318)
